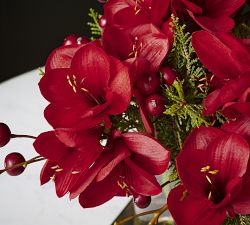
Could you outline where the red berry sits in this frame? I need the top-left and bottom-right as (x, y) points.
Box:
(134, 195), (151, 209)
(98, 16), (107, 29)
(77, 36), (89, 45)
(0, 123), (11, 147)
(160, 66), (178, 86)
(63, 34), (78, 46)
(4, 152), (26, 176)
(137, 74), (160, 96)
(145, 94), (165, 116)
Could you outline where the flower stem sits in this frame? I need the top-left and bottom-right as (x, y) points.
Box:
(11, 134), (37, 139)
(0, 155), (45, 175)
(114, 205), (168, 225)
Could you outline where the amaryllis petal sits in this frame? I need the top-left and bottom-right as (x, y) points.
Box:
(176, 148), (208, 197)
(33, 131), (70, 162)
(40, 160), (57, 185)
(55, 149), (100, 197)
(182, 126), (224, 152)
(232, 164), (250, 214)
(131, 24), (169, 71)
(208, 134), (249, 184)
(69, 152), (113, 199)
(44, 104), (93, 129)
(39, 68), (83, 107)
(70, 44), (110, 98)
(203, 72), (250, 115)
(172, 0), (202, 14)
(106, 56), (131, 115)
(103, 26), (132, 61)
(133, 89), (154, 134)
(104, 0), (150, 28)
(192, 31), (250, 80)
(222, 102), (250, 119)
(55, 127), (103, 151)
(168, 185), (227, 225)
(188, 11), (234, 32)
(78, 168), (120, 208)
(121, 132), (170, 174)
(125, 158), (162, 195)
(45, 44), (83, 72)
(221, 117), (250, 145)
(96, 140), (131, 181)
(205, 0), (245, 17)
(151, 0), (170, 27)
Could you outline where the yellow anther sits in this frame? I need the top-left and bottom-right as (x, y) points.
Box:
(50, 175), (55, 181)
(117, 181), (128, 189)
(55, 168), (63, 172)
(200, 166), (210, 173)
(208, 170), (219, 175)
(51, 165), (59, 170)
(206, 175), (212, 184)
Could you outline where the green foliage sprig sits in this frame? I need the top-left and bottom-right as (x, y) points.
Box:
(223, 215), (250, 225)
(168, 16), (206, 79)
(87, 8), (102, 40)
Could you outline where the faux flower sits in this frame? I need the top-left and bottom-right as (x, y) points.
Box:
(39, 43), (132, 128)
(33, 125), (103, 197)
(192, 31), (250, 115)
(103, 23), (171, 74)
(104, 0), (172, 31)
(168, 127), (250, 225)
(168, 126), (250, 225)
(172, 0), (245, 32)
(102, 0), (173, 74)
(69, 130), (170, 208)
(221, 87), (250, 145)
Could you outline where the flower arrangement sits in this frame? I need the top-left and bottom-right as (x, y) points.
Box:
(1, 0), (250, 224)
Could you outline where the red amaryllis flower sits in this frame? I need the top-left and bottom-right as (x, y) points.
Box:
(33, 125), (103, 197)
(172, 0), (245, 32)
(104, 0), (172, 32)
(221, 87), (250, 145)
(192, 31), (250, 115)
(68, 130), (170, 208)
(39, 43), (132, 128)
(102, 0), (174, 74)
(167, 126), (250, 225)
(103, 23), (171, 74)
(222, 87), (250, 120)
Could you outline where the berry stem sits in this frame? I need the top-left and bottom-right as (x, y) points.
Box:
(0, 155), (45, 175)
(11, 134), (37, 139)
(114, 205), (168, 225)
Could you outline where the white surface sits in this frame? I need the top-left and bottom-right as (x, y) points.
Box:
(0, 69), (131, 225)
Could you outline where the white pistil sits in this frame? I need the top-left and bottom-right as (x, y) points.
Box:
(206, 175), (212, 184)
(208, 191), (212, 200)
(71, 171), (80, 175)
